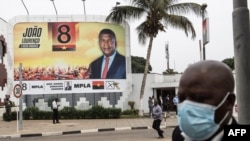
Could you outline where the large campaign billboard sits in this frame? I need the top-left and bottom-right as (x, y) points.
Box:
(13, 22), (127, 94)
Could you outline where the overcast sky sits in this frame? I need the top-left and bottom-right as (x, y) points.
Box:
(0, 0), (245, 73)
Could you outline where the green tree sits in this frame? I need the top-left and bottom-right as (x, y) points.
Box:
(222, 57), (234, 71)
(162, 68), (178, 75)
(106, 0), (202, 115)
(131, 56), (152, 73)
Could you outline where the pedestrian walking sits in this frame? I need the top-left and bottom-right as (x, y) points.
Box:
(164, 94), (170, 113)
(148, 96), (153, 117)
(4, 97), (12, 121)
(52, 98), (60, 124)
(173, 95), (179, 115)
(152, 99), (164, 138)
(158, 95), (163, 108)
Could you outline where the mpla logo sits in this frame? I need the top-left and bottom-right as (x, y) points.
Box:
(106, 81), (120, 90)
(74, 83), (91, 88)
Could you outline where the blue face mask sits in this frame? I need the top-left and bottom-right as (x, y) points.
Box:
(177, 92), (230, 140)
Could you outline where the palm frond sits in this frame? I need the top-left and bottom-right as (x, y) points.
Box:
(131, 0), (150, 9)
(163, 14), (196, 39)
(136, 22), (147, 44)
(166, 3), (202, 17)
(105, 6), (145, 24)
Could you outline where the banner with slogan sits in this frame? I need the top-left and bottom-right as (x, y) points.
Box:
(13, 22), (127, 94)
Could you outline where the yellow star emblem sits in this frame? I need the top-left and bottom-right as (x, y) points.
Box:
(62, 46), (67, 50)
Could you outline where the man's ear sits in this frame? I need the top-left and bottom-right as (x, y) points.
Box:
(226, 93), (236, 110)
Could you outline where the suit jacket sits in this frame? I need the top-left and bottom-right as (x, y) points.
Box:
(89, 52), (126, 79)
(65, 86), (72, 90)
(172, 117), (238, 141)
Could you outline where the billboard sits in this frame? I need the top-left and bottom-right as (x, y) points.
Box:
(13, 22), (127, 94)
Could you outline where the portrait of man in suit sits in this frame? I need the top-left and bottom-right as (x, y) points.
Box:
(65, 81), (72, 90)
(88, 28), (126, 79)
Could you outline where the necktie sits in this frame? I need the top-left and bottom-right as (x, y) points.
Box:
(102, 57), (109, 79)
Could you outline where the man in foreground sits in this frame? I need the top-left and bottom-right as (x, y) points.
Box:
(172, 60), (237, 141)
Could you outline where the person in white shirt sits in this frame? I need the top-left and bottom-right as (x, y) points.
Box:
(173, 95), (179, 115)
(52, 98), (60, 124)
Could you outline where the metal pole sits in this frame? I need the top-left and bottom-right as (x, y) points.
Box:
(233, 0), (250, 124)
(203, 45), (206, 60)
(50, 0), (58, 15)
(82, 0), (86, 21)
(199, 40), (203, 61)
(21, 0), (29, 15)
(18, 63), (23, 130)
(165, 42), (169, 70)
(201, 4), (207, 60)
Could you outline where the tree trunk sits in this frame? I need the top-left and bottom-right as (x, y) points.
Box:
(139, 36), (154, 116)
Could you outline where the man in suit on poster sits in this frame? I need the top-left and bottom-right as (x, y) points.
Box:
(88, 28), (126, 79)
(65, 81), (72, 90)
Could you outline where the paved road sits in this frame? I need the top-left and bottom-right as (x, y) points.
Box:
(0, 113), (178, 139)
(1, 127), (174, 141)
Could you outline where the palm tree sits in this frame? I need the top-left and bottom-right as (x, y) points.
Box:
(106, 0), (203, 116)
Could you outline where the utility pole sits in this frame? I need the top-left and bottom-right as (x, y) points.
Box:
(18, 63), (23, 130)
(201, 3), (209, 60)
(233, 0), (250, 124)
(165, 42), (169, 70)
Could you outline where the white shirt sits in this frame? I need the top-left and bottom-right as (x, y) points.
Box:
(52, 100), (58, 109)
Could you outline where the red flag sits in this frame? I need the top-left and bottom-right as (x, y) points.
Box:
(92, 81), (104, 89)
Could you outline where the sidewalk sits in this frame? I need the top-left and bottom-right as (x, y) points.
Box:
(0, 114), (177, 139)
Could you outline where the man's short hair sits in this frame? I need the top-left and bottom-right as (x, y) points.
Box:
(99, 28), (116, 40)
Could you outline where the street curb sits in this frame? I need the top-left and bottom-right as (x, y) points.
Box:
(0, 126), (154, 139)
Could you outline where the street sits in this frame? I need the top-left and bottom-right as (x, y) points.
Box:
(1, 127), (174, 141)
